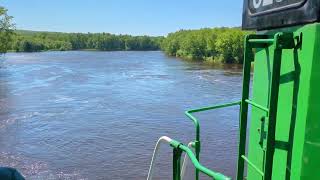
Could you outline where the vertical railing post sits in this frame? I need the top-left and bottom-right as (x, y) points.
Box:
(236, 34), (254, 180)
(195, 140), (200, 180)
(173, 147), (183, 180)
(263, 33), (284, 180)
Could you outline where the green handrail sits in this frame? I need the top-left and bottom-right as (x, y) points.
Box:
(185, 100), (241, 145)
(245, 99), (269, 113)
(169, 139), (231, 180)
(241, 155), (264, 177)
(248, 38), (274, 44)
(185, 100), (242, 148)
(185, 101), (241, 180)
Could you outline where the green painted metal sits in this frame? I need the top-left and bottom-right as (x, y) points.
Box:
(185, 101), (241, 180)
(235, 32), (297, 180)
(160, 23), (320, 180)
(245, 23), (320, 180)
(241, 155), (264, 177)
(173, 148), (182, 180)
(245, 99), (269, 113)
(236, 34), (255, 180)
(169, 139), (231, 180)
(248, 39), (275, 44)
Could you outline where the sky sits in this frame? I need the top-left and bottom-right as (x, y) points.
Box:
(2, 0), (243, 36)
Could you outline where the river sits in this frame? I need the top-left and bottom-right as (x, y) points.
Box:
(0, 51), (242, 179)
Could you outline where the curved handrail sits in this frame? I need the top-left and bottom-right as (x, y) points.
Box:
(147, 136), (230, 180)
(170, 138), (230, 180)
(178, 144), (230, 180)
(147, 137), (195, 180)
(185, 101), (242, 144)
(185, 101), (241, 180)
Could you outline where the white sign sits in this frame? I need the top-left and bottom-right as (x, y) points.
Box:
(253, 0), (284, 9)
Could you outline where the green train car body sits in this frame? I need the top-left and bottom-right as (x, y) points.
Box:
(242, 0), (320, 179)
(247, 23), (320, 180)
(149, 25), (320, 179)
(150, 1), (320, 179)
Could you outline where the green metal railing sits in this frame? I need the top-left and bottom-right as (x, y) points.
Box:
(147, 136), (230, 180)
(180, 33), (295, 180)
(185, 101), (241, 180)
(237, 33), (295, 180)
(169, 138), (231, 180)
(150, 32), (296, 180)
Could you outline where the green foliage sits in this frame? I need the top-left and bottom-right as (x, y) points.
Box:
(0, 6), (15, 54)
(161, 28), (251, 64)
(14, 40), (44, 52)
(11, 28), (249, 64)
(11, 30), (164, 52)
(4, 3), (249, 65)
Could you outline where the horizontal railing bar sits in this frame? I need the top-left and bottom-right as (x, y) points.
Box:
(185, 101), (241, 141)
(245, 99), (269, 113)
(241, 155), (264, 177)
(186, 101), (241, 114)
(185, 101), (242, 179)
(185, 101), (241, 144)
(248, 39), (274, 44)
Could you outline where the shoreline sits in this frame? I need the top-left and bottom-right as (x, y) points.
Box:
(4, 50), (244, 66)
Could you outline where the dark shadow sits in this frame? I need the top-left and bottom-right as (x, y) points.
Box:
(245, 34), (301, 178)
(274, 140), (289, 151)
(265, 33), (301, 179)
(284, 34), (302, 180)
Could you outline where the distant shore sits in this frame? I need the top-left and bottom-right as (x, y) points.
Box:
(10, 27), (251, 64)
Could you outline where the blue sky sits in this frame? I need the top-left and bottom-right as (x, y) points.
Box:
(2, 0), (243, 36)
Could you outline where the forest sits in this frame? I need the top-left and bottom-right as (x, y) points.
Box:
(12, 28), (250, 64)
(1, 6), (250, 64)
(12, 30), (164, 52)
(161, 28), (251, 64)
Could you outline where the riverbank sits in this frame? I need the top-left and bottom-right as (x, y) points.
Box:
(162, 27), (251, 64)
(9, 28), (251, 64)
(11, 30), (163, 52)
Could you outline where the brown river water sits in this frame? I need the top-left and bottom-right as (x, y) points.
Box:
(0, 51), (243, 179)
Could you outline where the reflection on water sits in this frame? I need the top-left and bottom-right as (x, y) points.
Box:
(0, 51), (242, 179)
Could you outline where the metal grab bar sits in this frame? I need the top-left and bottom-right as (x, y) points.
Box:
(248, 38), (274, 44)
(185, 101), (242, 144)
(241, 155), (264, 177)
(245, 99), (269, 113)
(178, 145), (229, 180)
(147, 136), (230, 180)
(147, 137), (195, 180)
(185, 101), (241, 180)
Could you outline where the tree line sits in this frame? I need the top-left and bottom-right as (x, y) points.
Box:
(12, 30), (164, 52)
(0, 6), (15, 54)
(161, 28), (251, 64)
(12, 28), (251, 64)
(1, 6), (251, 64)
(0, 7), (164, 53)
